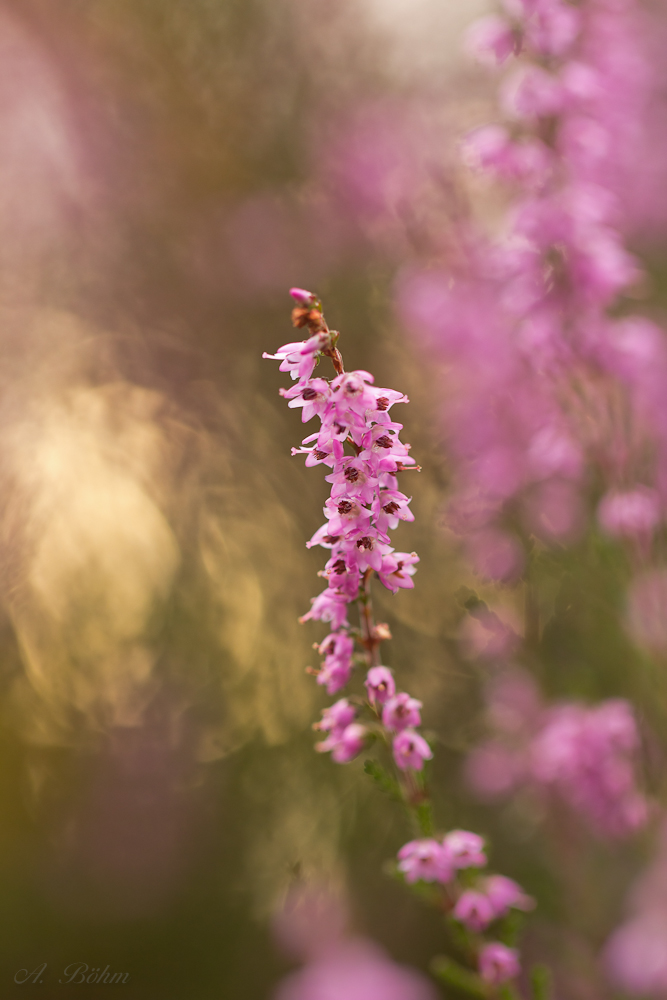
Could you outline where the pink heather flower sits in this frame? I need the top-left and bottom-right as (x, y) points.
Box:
(262, 341), (319, 383)
(317, 659), (353, 695)
(323, 496), (373, 539)
(443, 830), (487, 869)
(300, 589), (349, 631)
(326, 457), (378, 504)
(361, 422), (416, 473)
(314, 699), (356, 736)
(397, 839), (453, 885)
(377, 551), (419, 594)
(479, 943), (520, 986)
(281, 378), (332, 424)
(322, 552), (361, 596)
(292, 435), (340, 469)
(452, 890), (495, 932)
(300, 329), (337, 359)
(318, 631), (354, 663)
(597, 487), (661, 539)
(485, 875), (534, 918)
(372, 490), (414, 533)
(392, 730), (433, 772)
(351, 535), (392, 573)
(353, 534), (389, 574)
(365, 666), (396, 706)
(382, 693), (422, 732)
(465, 15), (518, 67)
(273, 939), (438, 1000)
(368, 386), (409, 414)
(329, 370), (378, 420)
(316, 723), (367, 764)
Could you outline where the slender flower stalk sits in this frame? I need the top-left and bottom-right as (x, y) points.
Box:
(265, 289), (536, 996)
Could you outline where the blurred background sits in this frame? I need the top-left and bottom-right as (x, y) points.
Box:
(0, 0), (666, 997)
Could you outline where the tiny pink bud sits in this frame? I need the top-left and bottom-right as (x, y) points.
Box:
(290, 287), (318, 306)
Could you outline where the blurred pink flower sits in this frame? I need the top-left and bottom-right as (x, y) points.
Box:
(365, 666), (396, 706)
(479, 943), (521, 986)
(453, 889), (495, 932)
(598, 487), (661, 539)
(392, 730), (433, 772)
(467, 672), (648, 838)
(273, 940), (438, 1000)
(316, 723), (367, 764)
(443, 830), (487, 869)
(382, 693), (423, 733)
(485, 875), (535, 918)
(397, 839), (453, 885)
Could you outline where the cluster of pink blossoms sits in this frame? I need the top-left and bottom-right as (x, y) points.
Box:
(399, 0), (667, 583)
(265, 288), (428, 774)
(314, 672), (432, 772)
(466, 671), (649, 838)
(397, 831), (531, 986)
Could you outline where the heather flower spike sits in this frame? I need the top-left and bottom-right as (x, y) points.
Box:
(266, 290), (532, 993)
